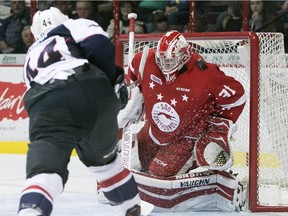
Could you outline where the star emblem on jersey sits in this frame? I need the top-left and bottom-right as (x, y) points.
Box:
(149, 82), (155, 89)
(157, 93), (163, 101)
(182, 94), (188, 102)
(171, 98), (177, 106)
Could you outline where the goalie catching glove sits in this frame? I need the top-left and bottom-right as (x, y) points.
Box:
(117, 86), (145, 128)
(194, 116), (236, 170)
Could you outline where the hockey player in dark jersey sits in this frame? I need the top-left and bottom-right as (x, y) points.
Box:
(17, 7), (144, 216)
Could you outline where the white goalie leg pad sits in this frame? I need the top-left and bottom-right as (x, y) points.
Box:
(117, 86), (144, 128)
(233, 182), (247, 212)
(132, 169), (246, 212)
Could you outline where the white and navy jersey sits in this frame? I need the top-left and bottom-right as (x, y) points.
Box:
(23, 18), (115, 89)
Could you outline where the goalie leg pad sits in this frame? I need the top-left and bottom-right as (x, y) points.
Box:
(234, 182), (247, 212)
(132, 169), (246, 212)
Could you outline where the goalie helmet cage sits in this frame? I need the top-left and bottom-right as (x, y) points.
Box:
(115, 31), (288, 212)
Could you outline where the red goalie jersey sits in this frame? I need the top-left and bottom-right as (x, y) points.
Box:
(126, 31), (246, 177)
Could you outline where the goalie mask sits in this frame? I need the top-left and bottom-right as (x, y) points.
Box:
(31, 7), (69, 40)
(155, 30), (191, 84)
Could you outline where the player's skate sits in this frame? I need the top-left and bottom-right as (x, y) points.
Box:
(125, 204), (141, 216)
(97, 187), (154, 216)
(96, 183), (110, 204)
(17, 207), (44, 216)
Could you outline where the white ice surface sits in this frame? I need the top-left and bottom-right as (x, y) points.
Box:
(0, 154), (287, 216)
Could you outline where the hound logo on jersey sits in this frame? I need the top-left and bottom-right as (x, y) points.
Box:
(152, 102), (180, 132)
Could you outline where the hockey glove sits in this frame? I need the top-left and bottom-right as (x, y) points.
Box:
(194, 116), (236, 171)
(114, 66), (128, 110)
(117, 86), (145, 128)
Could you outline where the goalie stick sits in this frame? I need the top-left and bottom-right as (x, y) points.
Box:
(138, 45), (149, 81)
(121, 12), (137, 170)
(120, 13), (149, 169)
(121, 44), (149, 169)
(120, 13), (154, 215)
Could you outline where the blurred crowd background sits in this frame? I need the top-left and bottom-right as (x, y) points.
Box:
(1, 0), (288, 54)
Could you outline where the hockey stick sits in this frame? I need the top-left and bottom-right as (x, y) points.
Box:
(138, 45), (149, 80)
(120, 12), (149, 169)
(128, 13), (137, 65)
(128, 45), (149, 89)
(121, 13), (137, 170)
(120, 13), (154, 215)
(121, 44), (149, 168)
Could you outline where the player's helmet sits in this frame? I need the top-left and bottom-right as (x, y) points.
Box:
(155, 30), (191, 84)
(31, 7), (69, 40)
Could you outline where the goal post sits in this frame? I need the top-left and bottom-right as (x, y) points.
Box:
(115, 31), (288, 212)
